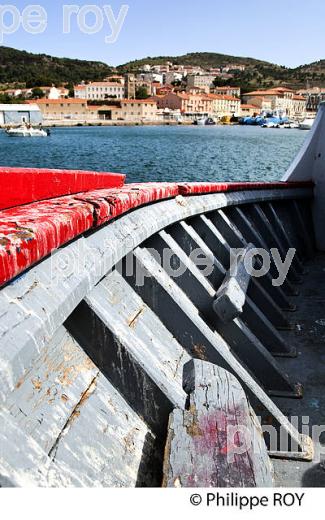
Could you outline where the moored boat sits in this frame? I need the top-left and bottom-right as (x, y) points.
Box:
(193, 116), (207, 125)
(1, 105), (325, 488)
(5, 124), (50, 137)
(299, 116), (315, 130)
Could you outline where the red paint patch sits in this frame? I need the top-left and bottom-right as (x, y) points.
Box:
(0, 167), (125, 210)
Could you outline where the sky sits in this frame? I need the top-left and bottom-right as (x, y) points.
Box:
(1, 0), (325, 67)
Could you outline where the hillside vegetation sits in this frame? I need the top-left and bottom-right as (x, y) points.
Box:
(0, 46), (112, 87)
(1, 47), (325, 92)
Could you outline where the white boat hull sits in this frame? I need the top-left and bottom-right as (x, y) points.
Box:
(299, 118), (315, 130)
(5, 128), (48, 137)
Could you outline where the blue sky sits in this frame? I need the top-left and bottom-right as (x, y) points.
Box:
(2, 0), (325, 67)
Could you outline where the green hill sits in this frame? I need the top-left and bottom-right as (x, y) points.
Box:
(1, 47), (325, 92)
(118, 52), (325, 90)
(0, 46), (112, 87)
(116, 51), (273, 72)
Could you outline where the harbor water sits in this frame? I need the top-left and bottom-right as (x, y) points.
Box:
(0, 125), (307, 183)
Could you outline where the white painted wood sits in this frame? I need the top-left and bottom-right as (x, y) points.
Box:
(0, 408), (82, 487)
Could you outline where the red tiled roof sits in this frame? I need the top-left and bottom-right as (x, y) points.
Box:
(88, 82), (124, 87)
(208, 94), (240, 101)
(241, 104), (258, 109)
(121, 98), (156, 104)
(29, 98), (87, 104)
(244, 87), (295, 97)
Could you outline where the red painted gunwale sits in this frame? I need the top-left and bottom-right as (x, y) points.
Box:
(0, 168), (313, 288)
(0, 167), (126, 210)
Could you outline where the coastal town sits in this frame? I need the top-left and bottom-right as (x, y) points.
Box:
(0, 60), (323, 127)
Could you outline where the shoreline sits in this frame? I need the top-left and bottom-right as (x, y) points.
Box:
(0, 120), (239, 129)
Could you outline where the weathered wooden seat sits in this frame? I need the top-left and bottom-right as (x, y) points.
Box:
(163, 359), (273, 487)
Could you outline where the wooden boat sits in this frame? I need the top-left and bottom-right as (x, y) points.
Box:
(1, 104), (325, 488)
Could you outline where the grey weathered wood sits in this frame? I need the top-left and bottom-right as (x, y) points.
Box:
(210, 209), (295, 310)
(0, 189), (310, 404)
(3, 324), (156, 487)
(132, 246), (313, 461)
(264, 202), (304, 273)
(213, 244), (254, 322)
(226, 206), (298, 296)
(163, 359), (273, 487)
(144, 232), (298, 391)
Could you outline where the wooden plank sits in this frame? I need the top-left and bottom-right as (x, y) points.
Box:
(49, 374), (158, 487)
(163, 359), (273, 487)
(213, 244), (254, 322)
(0, 167), (125, 210)
(5, 326), (99, 454)
(85, 270), (189, 409)
(2, 325), (155, 487)
(0, 408), (82, 487)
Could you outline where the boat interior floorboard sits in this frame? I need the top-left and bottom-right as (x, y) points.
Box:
(273, 253), (325, 487)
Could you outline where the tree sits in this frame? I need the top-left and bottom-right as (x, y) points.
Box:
(31, 87), (45, 99)
(136, 86), (149, 99)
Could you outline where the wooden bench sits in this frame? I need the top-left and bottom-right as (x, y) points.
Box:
(163, 359), (273, 487)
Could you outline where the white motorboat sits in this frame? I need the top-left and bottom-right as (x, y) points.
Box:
(299, 116), (315, 130)
(278, 122), (300, 129)
(194, 117), (207, 125)
(5, 125), (50, 137)
(261, 121), (277, 128)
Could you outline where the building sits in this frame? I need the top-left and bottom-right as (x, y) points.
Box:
(154, 92), (214, 118)
(240, 104), (259, 117)
(87, 104), (122, 121)
(0, 104), (42, 126)
(296, 87), (325, 112)
(155, 85), (174, 96)
(119, 99), (158, 121)
(4, 86), (68, 100)
(33, 99), (88, 122)
(221, 64), (246, 72)
(74, 85), (87, 99)
(74, 82), (125, 100)
(87, 99), (158, 122)
(164, 71), (183, 85)
(135, 79), (153, 96)
(124, 74), (136, 99)
(211, 86), (241, 98)
(242, 87), (306, 118)
(187, 74), (216, 91)
(208, 94), (241, 117)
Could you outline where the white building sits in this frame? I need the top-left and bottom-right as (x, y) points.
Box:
(74, 82), (125, 100)
(0, 104), (42, 126)
(4, 86), (68, 100)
